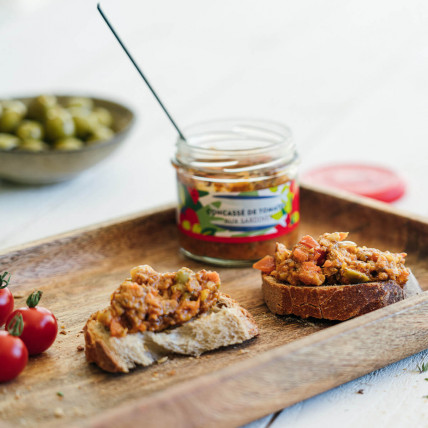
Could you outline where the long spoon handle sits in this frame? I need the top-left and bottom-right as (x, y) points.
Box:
(97, 3), (187, 141)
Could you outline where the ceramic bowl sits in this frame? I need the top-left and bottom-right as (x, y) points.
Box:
(0, 95), (135, 184)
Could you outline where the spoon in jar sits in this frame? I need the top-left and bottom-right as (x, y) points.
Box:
(97, 3), (187, 142)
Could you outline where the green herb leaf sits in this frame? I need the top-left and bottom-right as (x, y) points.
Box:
(57, 392), (64, 397)
(417, 362), (428, 373)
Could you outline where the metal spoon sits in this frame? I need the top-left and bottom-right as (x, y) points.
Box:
(97, 3), (187, 142)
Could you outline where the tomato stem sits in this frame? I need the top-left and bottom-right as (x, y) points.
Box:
(0, 271), (11, 289)
(27, 290), (43, 308)
(7, 313), (24, 337)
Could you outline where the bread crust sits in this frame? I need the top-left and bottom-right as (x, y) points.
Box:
(262, 274), (404, 321)
(84, 293), (258, 373)
(84, 313), (129, 373)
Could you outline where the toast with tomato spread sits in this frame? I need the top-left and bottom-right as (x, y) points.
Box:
(254, 232), (410, 321)
(84, 265), (258, 373)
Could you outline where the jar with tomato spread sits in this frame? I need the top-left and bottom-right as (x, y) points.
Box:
(172, 119), (299, 266)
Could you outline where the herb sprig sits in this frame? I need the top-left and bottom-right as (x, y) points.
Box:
(417, 362), (428, 374)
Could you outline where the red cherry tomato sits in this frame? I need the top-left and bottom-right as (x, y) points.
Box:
(0, 314), (28, 383)
(6, 291), (57, 356)
(0, 272), (14, 327)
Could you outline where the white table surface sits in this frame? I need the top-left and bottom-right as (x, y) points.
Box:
(1, 0), (428, 427)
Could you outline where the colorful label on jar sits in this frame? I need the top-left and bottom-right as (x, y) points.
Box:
(177, 180), (299, 243)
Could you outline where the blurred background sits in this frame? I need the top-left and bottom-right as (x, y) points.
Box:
(2, 0), (428, 249)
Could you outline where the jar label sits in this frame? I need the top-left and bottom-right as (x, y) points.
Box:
(177, 180), (299, 243)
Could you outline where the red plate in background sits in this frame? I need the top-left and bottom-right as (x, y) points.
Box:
(302, 164), (406, 203)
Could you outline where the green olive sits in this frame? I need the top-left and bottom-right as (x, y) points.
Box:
(0, 111), (21, 133)
(0, 133), (20, 151)
(171, 284), (182, 294)
(0, 101), (27, 133)
(54, 137), (84, 151)
(68, 108), (98, 138)
(93, 107), (113, 128)
(45, 109), (75, 141)
(67, 97), (94, 110)
(87, 126), (115, 144)
(18, 139), (49, 152)
(342, 268), (371, 284)
(2, 100), (27, 116)
(16, 120), (44, 140)
(176, 268), (191, 284)
(27, 95), (57, 121)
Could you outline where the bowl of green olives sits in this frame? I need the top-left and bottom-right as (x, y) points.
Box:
(0, 95), (135, 184)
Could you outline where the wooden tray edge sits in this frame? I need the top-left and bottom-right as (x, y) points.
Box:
(2, 184), (428, 258)
(301, 183), (428, 224)
(2, 185), (428, 428)
(0, 202), (177, 258)
(79, 292), (428, 428)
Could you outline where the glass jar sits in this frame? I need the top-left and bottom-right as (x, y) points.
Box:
(171, 119), (299, 266)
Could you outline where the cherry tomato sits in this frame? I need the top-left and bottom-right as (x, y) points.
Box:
(7, 290), (57, 356)
(0, 272), (14, 327)
(0, 314), (28, 383)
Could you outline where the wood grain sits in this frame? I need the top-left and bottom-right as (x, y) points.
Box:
(85, 293), (428, 428)
(0, 185), (427, 428)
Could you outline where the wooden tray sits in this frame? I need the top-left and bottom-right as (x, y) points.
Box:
(1, 184), (428, 428)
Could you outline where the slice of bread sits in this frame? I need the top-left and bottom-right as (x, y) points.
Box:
(84, 293), (258, 373)
(262, 274), (405, 321)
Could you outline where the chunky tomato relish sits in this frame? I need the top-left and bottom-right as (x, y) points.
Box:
(97, 265), (220, 337)
(254, 232), (409, 287)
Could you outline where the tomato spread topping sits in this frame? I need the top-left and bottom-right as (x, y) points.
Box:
(98, 265), (220, 337)
(253, 232), (409, 287)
